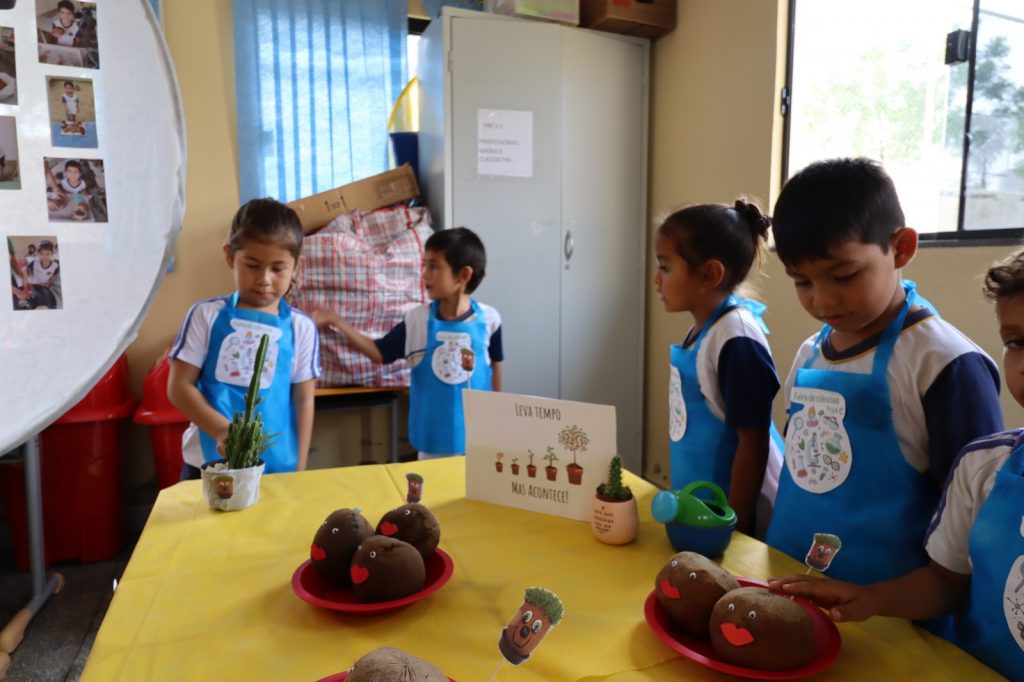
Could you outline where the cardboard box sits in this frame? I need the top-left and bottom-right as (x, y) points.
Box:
(287, 164), (420, 234)
(580, 0), (676, 39)
(491, 0), (580, 26)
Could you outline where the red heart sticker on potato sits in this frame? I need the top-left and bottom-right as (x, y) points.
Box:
(380, 521), (399, 536)
(720, 622), (755, 647)
(659, 579), (681, 599)
(350, 564), (369, 584)
(310, 543), (326, 561)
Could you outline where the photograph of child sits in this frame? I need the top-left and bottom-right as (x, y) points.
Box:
(36, 0), (98, 69)
(8, 235), (62, 311)
(0, 115), (20, 189)
(0, 27), (15, 105)
(47, 77), (96, 147)
(44, 156), (106, 222)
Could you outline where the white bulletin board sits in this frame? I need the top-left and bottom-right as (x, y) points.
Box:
(0, 0), (185, 455)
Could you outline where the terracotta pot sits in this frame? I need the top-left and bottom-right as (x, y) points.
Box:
(567, 463), (584, 485)
(591, 491), (638, 545)
(511, 464), (520, 475)
(495, 462), (503, 472)
(545, 466), (558, 481)
(201, 459), (265, 511)
(527, 464), (537, 478)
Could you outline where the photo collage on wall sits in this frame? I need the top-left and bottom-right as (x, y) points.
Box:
(3, 1), (105, 312)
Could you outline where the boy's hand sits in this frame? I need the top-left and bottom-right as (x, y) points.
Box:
(767, 576), (878, 622)
(310, 307), (338, 329)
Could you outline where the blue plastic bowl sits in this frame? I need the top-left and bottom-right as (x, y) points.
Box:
(664, 518), (736, 557)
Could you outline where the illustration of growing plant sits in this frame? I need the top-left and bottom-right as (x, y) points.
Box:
(543, 446), (559, 481)
(558, 424), (589, 485)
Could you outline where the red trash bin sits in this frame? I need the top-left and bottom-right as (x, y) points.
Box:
(0, 354), (136, 570)
(133, 349), (189, 490)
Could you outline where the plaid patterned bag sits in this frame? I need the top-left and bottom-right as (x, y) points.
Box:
(290, 205), (431, 387)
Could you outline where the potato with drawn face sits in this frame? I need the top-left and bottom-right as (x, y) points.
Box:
(350, 535), (425, 602)
(655, 551), (740, 637)
(310, 508), (373, 588)
(709, 587), (816, 670)
(376, 503), (440, 559)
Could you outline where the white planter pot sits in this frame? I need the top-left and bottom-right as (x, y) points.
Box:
(200, 460), (265, 511)
(591, 492), (638, 545)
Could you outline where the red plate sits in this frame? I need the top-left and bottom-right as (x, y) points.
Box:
(292, 548), (454, 615)
(318, 673), (456, 682)
(643, 578), (841, 679)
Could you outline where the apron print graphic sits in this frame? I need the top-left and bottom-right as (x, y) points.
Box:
(668, 365), (686, 442)
(1004, 554), (1024, 653)
(431, 331), (473, 385)
(215, 319), (280, 388)
(786, 387), (852, 493)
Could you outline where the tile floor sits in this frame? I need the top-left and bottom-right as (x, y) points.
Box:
(0, 539), (137, 681)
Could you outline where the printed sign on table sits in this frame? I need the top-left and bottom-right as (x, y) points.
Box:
(464, 390), (616, 521)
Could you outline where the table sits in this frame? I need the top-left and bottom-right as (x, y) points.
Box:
(313, 386), (408, 462)
(81, 459), (1003, 681)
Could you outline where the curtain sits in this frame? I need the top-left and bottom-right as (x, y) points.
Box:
(233, 0), (408, 203)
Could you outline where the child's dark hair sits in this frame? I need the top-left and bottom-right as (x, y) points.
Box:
(63, 80), (74, 88)
(983, 248), (1024, 301)
(57, 0), (75, 12)
(772, 157), (905, 267)
(64, 160), (81, 172)
(36, 240), (55, 252)
(424, 227), (486, 293)
(657, 199), (771, 292)
(226, 197), (303, 260)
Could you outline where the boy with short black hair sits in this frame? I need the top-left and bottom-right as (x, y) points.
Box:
(765, 157), (1003, 585)
(313, 226), (503, 459)
(769, 247), (1024, 679)
(24, 239), (58, 288)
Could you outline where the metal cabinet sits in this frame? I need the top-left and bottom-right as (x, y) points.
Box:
(419, 8), (648, 470)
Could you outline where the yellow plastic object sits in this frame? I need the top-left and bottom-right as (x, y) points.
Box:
(388, 76), (420, 133)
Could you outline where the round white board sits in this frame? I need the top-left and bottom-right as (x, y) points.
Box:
(0, 0), (184, 455)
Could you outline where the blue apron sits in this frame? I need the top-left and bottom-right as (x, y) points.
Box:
(767, 282), (939, 583)
(668, 295), (780, 492)
(196, 293), (297, 473)
(955, 435), (1024, 678)
(409, 299), (492, 455)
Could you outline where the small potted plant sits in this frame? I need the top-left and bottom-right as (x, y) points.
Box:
(543, 447), (559, 481)
(526, 450), (538, 478)
(495, 452), (504, 473)
(559, 424), (588, 485)
(591, 455), (638, 545)
(511, 456), (520, 475)
(200, 334), (272, 512)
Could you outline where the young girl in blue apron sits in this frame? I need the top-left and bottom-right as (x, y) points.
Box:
(312, 227), (503, 458)
(168, 198), (321, 478)
(654, 200), (783, 535)
(769, 248), (1024, 679)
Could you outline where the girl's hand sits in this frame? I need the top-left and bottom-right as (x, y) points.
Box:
(767, 575), (878, 622)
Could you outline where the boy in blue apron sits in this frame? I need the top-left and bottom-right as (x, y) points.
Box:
(168, 198), (321, 477)
(766, 158), (1002, 585)
(769, 248), (1024, 679)
(313, 227), (502, 458)
(655, 199), (783, 536)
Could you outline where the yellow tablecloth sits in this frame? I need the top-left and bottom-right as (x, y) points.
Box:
(82, 459), (1003, 681)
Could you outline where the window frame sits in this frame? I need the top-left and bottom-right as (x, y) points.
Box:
(781, 0), (1024, 246)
